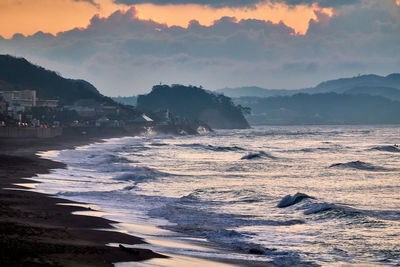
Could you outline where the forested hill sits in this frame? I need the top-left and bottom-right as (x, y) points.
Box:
(0, 55), (111, 105)
(137, 84), (250, 129)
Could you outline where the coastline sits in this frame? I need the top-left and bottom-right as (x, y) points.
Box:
(0, 133), (168, 266)
(0, 131), (276, 267)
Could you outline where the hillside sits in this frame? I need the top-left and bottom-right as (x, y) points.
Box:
(235, 93), (400, 125)
(0, 55), (110, 105)
(137, 84), (250, 129)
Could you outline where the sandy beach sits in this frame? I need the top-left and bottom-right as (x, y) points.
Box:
(0, 130), (279, 267)
(0, 133), (168, 267)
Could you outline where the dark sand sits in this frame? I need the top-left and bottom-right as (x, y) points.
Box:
(0, 133), (167, 267)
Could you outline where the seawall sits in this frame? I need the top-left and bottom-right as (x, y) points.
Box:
(0, 127), (62, 138)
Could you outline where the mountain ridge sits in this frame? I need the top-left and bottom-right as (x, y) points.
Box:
(216, 73), (400, 100)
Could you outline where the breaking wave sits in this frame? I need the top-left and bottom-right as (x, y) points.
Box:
(241, 151), (277, 160)
(277, 193), (315, 208)
(329, 161), (389, 171)
(88, 153), (134, 164)
(372, 145), (400, 153)
(114, 167), (170, 182)
(177, 143), (245, 152)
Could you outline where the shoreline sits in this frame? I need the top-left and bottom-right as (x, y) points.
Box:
(0, 133), (168, 266)
(0, 132), (275, 267)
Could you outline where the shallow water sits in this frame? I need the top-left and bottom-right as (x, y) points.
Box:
(34, 125), (400, 266)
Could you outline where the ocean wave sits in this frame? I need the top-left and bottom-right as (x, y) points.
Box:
(302, 203), (335, 215)
(329, 161), (389, 171)
(241, 151), (277, 160)
(277, 193), (369, 220)
(371, 145), (400, 153)
(149, 142), (169, 146)
(179, 192), (200, 202)
(114, 167), (170, 182)
(277, 193), (315, 208)
(88, 153), (134, 164)
(245, 129), (344, 137)
(177, 143), (245, 152)
(180, 188), (269, 204)
(299, 147), (331, 153)
(160, 214), (303, 258)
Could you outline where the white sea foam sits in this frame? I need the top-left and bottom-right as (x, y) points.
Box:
(33, 125), (400, 266)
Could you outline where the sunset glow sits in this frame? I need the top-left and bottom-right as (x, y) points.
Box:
(0, 0), (333, 39)
(0, 0), (122, 38)
(134, 3), (333, 35)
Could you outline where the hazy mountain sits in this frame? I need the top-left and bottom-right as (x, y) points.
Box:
(217, 73), (400, 101)
(307, 74), (400, 94)
(215, 86), (298, 98)
(344, 86), (400, 101)
(0, 54), (108, 105)
(137, 84), (250, 129)
(234, 93), (400, 125)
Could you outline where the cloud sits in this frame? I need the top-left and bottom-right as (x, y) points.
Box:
(114, 0), (360, 8)
(274, 0), (361, 8)
(0, 0), (399, 96)
(73, 0), (99, 7)
(114, 0), (266, 8)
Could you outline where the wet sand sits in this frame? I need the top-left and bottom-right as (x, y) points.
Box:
(0, 134), (167, 266)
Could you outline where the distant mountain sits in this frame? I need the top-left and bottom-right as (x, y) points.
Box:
(0, 54), (109, 105)
(307, 74), (400, 94)
(234, 93), (400, 125)
(215, 86), (297, 98)
(112, 96), (137, 106)
(344, 86), (400, 101)
(217, 73), (400, 101)
(137, 84), (250, 129)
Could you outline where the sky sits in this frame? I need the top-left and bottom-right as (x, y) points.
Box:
(0, 0), (399, 96)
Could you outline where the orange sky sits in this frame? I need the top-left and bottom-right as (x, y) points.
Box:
(0, 0), (333, 39)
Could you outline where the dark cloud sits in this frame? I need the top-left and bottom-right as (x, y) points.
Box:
(114, 0), (360, 8)
(1, 0), (399, 96)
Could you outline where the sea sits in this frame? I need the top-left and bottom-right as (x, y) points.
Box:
(31, 125), (400, 266)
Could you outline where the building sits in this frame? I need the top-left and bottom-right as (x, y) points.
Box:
(0, 90), (37, 107)
(0, 90), (58, 108)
